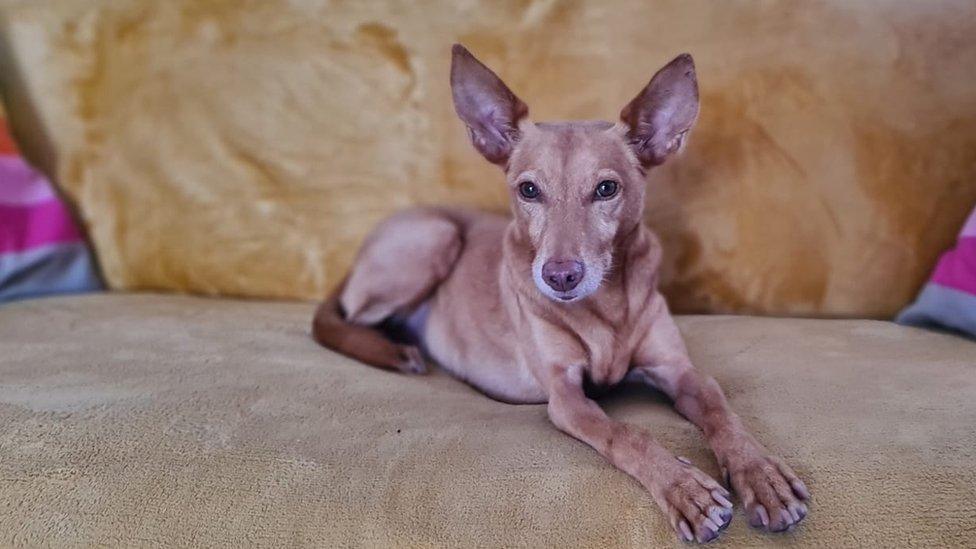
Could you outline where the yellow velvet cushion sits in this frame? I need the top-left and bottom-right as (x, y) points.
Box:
(2, 0), (975, 316)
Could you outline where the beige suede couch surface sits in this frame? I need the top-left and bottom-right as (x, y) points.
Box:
(1, 294), (975, 548)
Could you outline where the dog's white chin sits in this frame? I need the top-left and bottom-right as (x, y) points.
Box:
(550, 291), (587, 303)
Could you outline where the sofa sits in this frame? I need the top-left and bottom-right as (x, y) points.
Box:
(1, 295), (974, 547)
(1, 1), (975, 547)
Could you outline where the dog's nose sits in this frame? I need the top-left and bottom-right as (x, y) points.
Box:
(542, 260), (585, 292)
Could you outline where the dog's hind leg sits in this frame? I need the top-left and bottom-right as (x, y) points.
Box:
(312, 209), (462, 374)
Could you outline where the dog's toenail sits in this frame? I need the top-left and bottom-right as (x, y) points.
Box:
(698, 530), (716, 543)
(711, 489), (733, 508)
(708, 507), (724, 527)
(792, 479), (811, 500)
(698, 522), (718, 543)
(752, 505), (769, 528)
(774, 509), (792, 530)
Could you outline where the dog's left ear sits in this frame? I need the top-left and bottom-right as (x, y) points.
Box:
(450, 44), (529, 166)
(620, 53), (699, 167)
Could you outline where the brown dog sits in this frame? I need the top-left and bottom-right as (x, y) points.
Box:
(313, 44), (810, 543)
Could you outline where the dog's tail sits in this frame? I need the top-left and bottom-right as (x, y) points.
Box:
(311, 278), (426, 374)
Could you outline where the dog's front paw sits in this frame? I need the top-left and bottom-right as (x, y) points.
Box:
(726, 454), (810, 533)
(654, 457), (733, 543)
(395, 345), (429, 375)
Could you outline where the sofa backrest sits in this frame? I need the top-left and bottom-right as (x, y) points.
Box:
(2, 0), (974, 317)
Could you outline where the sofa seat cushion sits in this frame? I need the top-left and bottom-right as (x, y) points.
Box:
(0, 294), (974, 547)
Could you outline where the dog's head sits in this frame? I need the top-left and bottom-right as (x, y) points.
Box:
(450, 44), (699, 303)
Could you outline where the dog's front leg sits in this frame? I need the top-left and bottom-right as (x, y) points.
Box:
(631, 292), (811, 533)
(546, 364), (733, 543)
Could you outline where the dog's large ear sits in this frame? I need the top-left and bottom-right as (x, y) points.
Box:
(620, 53), (699, 167)
(450, 44), (528, 166)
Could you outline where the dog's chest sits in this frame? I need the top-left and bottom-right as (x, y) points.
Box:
(565, 301), (651, 388)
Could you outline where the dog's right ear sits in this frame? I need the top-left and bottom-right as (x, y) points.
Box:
(450, 44), (528, 166)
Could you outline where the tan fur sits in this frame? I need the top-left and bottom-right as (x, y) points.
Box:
(313, 45), (810, 543)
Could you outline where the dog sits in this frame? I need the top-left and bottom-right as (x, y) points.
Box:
(313, 44), (810, 543)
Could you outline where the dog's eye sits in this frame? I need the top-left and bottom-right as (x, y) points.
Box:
(594, 180), (618, 199)
(518, 181), (541, 200)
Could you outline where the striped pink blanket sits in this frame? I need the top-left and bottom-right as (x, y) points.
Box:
(0, 118), (101, 302)
(898, 207), (976, 337)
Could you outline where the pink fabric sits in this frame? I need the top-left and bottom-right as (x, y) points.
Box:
(931, 237), (976, 296)
(960, 209), (976, 238)
(0, 157), (57, 205)
(0, 117), (101, 302)
(899, 205), (976, 335)
(1, 140), (82, 254)
(0, 201), (82, 254)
